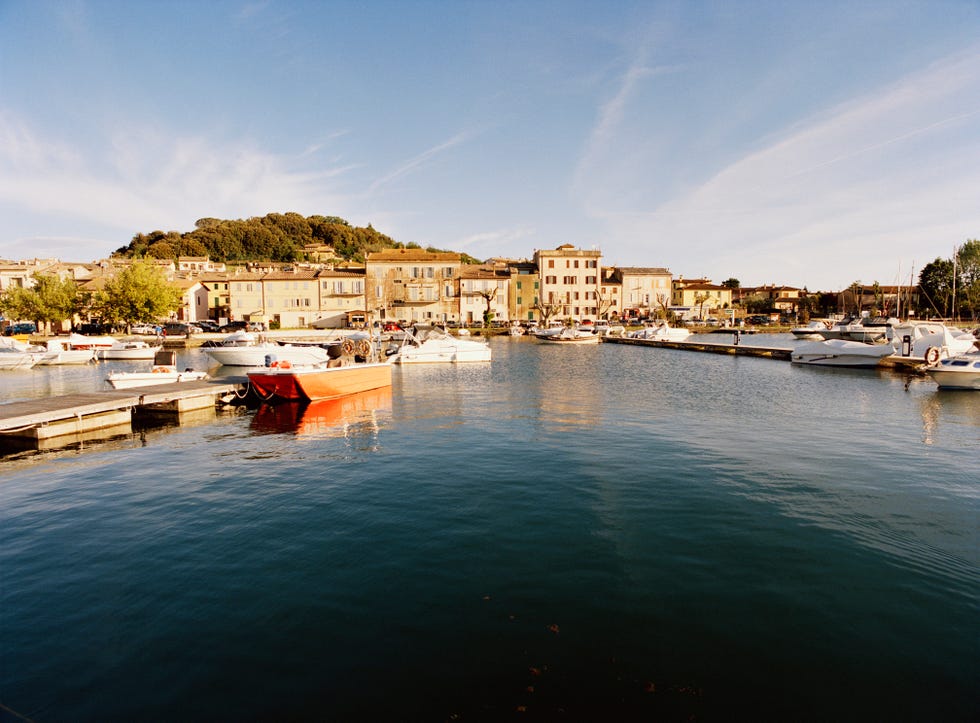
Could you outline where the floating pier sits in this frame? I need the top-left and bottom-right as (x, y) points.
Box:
(602, 336), (792, 360)
(601, 336), (928, 370)
(0, 378), (247, 452)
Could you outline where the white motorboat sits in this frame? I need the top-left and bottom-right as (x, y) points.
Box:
(840, 316), (896, 343)
(925, 353), (980, 390)
(790, 320), (832, 339)
(889, 321), (977, 364)
(533, 327), (601, 344)
(508, 321), (525, 336)
(791, 339), (894, 367)
(97, 340), (159, 360)
(37, 339), (96, 365)
(106, 350), (209, 389)
(201, 331), (332, 367)
(628, 322), (692, 342)
(0, 339), (44, 370)
(388, 328), (492, 363)
(63, 333), (117, 351)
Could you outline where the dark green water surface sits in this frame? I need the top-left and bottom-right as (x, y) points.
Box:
(1, 337), (977, 720)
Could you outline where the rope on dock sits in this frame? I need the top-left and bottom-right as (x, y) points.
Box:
(0, 423), (39, 434)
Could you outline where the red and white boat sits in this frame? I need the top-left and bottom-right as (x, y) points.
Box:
(247, 359), (392, 401)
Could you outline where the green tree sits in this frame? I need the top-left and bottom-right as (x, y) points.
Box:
(955, 239), (980, 320)
(91, 262), (181, 326)
(917, 258), (955, 318)
(0, 273), (81, 332)
(721, 278), (740, 289)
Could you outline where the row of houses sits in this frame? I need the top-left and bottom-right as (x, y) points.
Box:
(0, 245), (913, 329)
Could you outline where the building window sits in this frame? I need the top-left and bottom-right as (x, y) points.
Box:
(548, 259), (555, 268)
(574, 260), (579, 268)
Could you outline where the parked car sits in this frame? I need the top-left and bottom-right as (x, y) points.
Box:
(163, 322), (197, 337)
(218, 321), (249, 333)
(192, 320), (220, 333)
(75, 322), (113, 335)
(129, 323), (158, 335)
(3, 321), (37, 336)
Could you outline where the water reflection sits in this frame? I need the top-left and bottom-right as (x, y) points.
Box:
(250, 387), (392, 440)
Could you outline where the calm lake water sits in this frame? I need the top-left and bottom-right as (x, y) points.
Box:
(1, 335), (977, 720)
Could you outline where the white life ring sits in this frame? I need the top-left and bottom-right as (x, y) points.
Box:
(924, 346), (940, 365)
(356, 339), (373, 358)
(341, 339), (356, 356)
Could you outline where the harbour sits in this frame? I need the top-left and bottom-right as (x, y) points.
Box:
(0, 335), (976, 720)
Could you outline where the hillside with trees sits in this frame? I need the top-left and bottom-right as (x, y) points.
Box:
(112, 213), (480, 265)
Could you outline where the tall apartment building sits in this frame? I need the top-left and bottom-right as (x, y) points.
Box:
(365, 249), (462, 325)
(533, 244), (602, 321)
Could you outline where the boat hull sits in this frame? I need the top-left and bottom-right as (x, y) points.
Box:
(204, 344), (331, 367)
(106, 370), (209, 389)
(389, 335), (492, 364)
(98, 344), (158, 360)
(925, 355), (980, 390)
(37, 350), (96, 365)
(533, 331), (600, 343)
(247, 362), (392, 401)
(791, 339), (893, 367)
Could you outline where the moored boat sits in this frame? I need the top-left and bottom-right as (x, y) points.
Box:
(628, 321), (691, 342)
(64, 333), (116, 351)
(0, 340), (44, 370)
(924, 353), (980, 390)
(534, 327), (601, 344)
(37, 339), (96, 365)
(790, 320), (832, 339)
(97, 340), (159, 360)
(202, 331), (332, 367)
(247, 359), (392, 401)
(889, 321), (977, 363)
(387, 328), (492, 363)
(106, 350), (209, 389)
(791, 338), (894, 367)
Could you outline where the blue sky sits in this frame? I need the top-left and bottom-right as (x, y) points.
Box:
(1, 1), (978, 290)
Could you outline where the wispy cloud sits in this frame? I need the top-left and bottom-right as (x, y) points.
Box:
(457, 226), (537, 257)
(572, 59), (679, 198)
(0, 112), (355, 241)
(367, 129), (479, 194)
(584, 47), (980, 288)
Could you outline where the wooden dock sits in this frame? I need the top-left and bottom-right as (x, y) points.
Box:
(602, 335), (792, 360)
(601, 336), (927, 371)
(0, 377), (247, 450)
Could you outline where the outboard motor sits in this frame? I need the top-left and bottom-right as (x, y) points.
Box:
(901, 335), (912, 357)
(264, 353), (276, 367)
